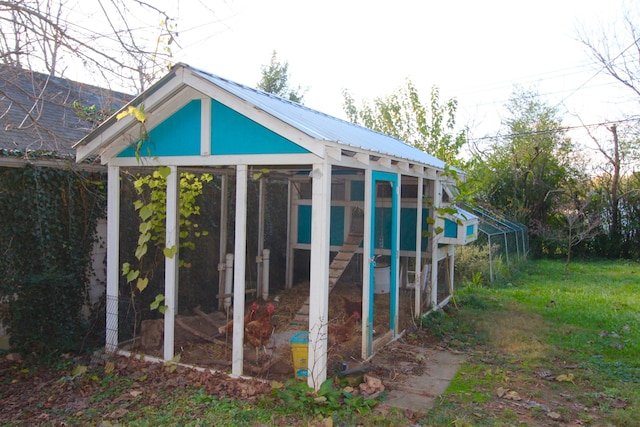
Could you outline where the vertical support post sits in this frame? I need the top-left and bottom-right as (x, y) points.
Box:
(414, 177), (424, 318)
(361, 169), (373, 359)
(489, 235), (494, 282)
(105, 165), (120, 353)
(391, 174), (400, 334)
(218, 174), (228, 310)
(430, 178), (441, 308)
(307, 162), (332, 390)
(285, 180), (294, 289)
(262, 249), (270, 301)
(232, 165), (248, 377)
(257, 177), (265, 295)
(224, 254), (234, 312)
(163, 165), (179, 361)
(448, 245), (455, 297)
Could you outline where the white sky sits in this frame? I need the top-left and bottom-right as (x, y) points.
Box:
(70, 0), (636, 147)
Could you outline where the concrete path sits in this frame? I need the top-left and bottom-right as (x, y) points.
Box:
(374, 344), (465, 413)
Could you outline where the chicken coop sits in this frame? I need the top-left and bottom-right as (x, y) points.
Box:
(74, 63), (477, 389)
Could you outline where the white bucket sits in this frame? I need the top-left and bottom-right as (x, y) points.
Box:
(374, 265), (390, 294)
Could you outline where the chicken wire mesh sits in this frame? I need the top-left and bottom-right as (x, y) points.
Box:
(457, 204), (529, 283)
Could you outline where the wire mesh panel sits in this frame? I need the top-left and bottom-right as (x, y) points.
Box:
(459, 205), (528, 283)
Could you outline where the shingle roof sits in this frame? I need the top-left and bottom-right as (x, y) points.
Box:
(188, 65), (447, 170)
(0, 64), (132, 157)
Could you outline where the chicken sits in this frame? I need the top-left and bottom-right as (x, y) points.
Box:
(328, 311), (360, 346)
(244, 302), (275, 359)
(341, 295), (362, 319)
(218, 301), (259, 336)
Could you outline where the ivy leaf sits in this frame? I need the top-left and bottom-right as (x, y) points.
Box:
(150, 294), (165, 310)
(163, 245), (178, 258)
(139, 205), (153, 221)
(138, 232), (151, 246)
(122, 262), (131, 275)
(135, 244), (147, 260)
(157, 166), (171, 179)
(435, 226), (444, 234)
(136, 277), (149, 292)
(426, 217), (436, 225)
(133, 200), (144, 210)
(116, 105), (147, 123)
(126, 269), (140, 283)
(139, 222), (152, 233)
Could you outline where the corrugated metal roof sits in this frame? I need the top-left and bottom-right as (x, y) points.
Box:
(187, 65), (447, 170)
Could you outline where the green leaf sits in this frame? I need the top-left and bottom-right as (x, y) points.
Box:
(157, 166), (171, 179)
(136, 277), (149, 292)
(135, 244), (147, 260)
(139, 205), (153, 221)
(150, 294), (165, 310)
(138, 232), (151, 245)
(139, 222), (152, 233)
(163, 245), (178, 258)
(426, 217), (436, 225)
(122, 262), (131, 275)
(126, 269), (140, 283)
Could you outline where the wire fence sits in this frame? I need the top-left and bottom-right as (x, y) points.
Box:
(458, 204), (529, 283)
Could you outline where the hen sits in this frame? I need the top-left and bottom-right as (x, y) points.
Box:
(245, 302), (275, 359)
(218, 301), (259, 336)
(328, 311), (360, 346)
(341, 295), (362, 319)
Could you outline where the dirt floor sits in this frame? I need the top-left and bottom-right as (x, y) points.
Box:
(125, 280), (430, 383)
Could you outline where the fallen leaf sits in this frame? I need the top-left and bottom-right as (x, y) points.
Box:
(556, 373), (575, 382)
(129, 390), (142, 397)
(496, 387), (506, 398)
(504, 390), (522, 401)
(546, 411), (561, 420)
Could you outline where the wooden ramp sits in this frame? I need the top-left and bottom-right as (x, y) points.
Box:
(289, 231), (363, 328)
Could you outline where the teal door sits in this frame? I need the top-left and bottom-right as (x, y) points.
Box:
(367, 171), (399, 355)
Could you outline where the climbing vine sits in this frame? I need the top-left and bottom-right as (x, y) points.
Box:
(0, 164), (106, 355)
(121, 167), (212, 313)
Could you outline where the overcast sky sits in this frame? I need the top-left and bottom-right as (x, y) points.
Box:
(69, 0), (634, 147)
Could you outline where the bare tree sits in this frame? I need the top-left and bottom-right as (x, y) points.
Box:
(0, 0), (178, 93)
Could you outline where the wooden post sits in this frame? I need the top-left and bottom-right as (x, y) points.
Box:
(307, 162), (331, 390)
(361, 169), (373, 359)
(232, 165), (248, 377)
(163, 165), (179, 361)
(414, 177), (424, 318)
(105, 165), (120, 353)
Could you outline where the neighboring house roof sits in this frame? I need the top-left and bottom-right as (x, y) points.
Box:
(76, 63), (449, 173)
(0, 64), (132, 159)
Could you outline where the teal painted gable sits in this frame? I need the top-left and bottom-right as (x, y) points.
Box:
(118, 100), (201, 157)
(211, 100), (310, 155)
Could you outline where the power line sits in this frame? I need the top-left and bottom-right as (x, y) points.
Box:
(468, 117), (639, 143)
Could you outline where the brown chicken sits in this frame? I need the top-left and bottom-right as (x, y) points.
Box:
(218, 301), (259, 336)
(328, 311), (360, 346)
(245, 302), (275, 359)
(341, 295), (362, 319)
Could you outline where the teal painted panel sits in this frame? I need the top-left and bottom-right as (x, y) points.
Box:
(399, 208), (430, 251)
(211, 100), (310, 155)
(351, 181), (364, 201)
(118, 100), (201, 157)
(444, 218), (458, 238)
(330, 206), (345, 246)
(466, 224), (475, 236)
(298, 205), (312, 244)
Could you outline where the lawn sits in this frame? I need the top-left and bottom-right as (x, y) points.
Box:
(0, 259), (638, 426)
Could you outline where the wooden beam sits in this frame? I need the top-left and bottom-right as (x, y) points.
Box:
(232, 165), (248, 377)
(307, 162), (331, 390)
(105, 165), (120, 353)
(163, 165), (179, 361)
